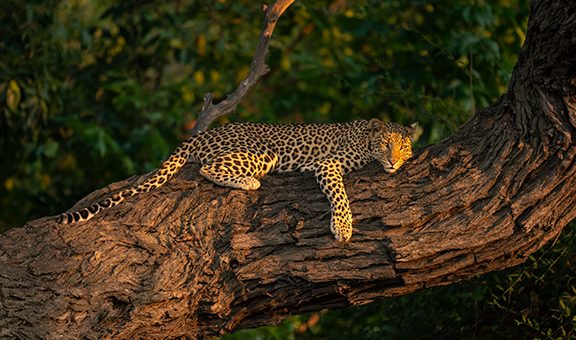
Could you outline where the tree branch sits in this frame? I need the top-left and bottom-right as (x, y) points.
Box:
(1, 0), (576, 338)
(191, 0), (295, 135)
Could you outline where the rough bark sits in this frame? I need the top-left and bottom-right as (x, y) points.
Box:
(1, 1), (575, 338)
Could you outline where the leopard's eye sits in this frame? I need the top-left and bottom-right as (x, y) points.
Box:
(401, 144), (412, 157)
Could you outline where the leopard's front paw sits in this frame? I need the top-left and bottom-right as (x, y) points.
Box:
(329, 210), (353, 242)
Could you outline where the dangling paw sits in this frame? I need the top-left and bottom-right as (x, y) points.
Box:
(329, 210), (353, 242)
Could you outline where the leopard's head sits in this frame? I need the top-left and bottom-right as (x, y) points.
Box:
(368, 119), (417, 173)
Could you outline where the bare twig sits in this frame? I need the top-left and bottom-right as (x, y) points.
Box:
(191, 0), (296, 135)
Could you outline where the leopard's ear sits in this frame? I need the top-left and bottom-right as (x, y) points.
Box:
(406, 122), (420, 142)
(369, 118), (384, 134)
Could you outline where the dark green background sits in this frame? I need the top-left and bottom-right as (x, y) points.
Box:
(1, 0), (574, 338)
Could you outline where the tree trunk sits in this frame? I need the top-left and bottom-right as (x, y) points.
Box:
(1, 1), (575, 338)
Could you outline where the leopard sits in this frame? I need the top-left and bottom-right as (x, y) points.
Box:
(57, 118), (416, 242)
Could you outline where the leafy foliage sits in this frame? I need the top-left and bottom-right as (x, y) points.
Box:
(2, 0), (573, 338)
(0, 0), (526, 228)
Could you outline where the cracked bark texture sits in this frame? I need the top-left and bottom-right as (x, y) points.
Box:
(1, 0), (575, 338)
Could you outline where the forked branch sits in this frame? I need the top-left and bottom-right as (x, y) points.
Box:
(191, 0), (296, 134)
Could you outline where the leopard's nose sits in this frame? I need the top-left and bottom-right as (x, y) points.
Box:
(383, 166), (397, 173)
(382, 161), (396, 173)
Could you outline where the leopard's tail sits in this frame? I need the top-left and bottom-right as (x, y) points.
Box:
(57, 138), (195, 224)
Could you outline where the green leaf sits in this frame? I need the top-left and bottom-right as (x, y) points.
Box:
(7, 80), (21, 112)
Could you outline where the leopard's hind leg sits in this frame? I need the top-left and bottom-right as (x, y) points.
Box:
(199, 149), (278, 191)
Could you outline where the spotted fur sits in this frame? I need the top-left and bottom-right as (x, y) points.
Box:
(57, 119), (416, 241)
